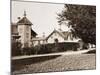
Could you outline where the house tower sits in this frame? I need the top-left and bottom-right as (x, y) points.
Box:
(17, 11), (32, 48)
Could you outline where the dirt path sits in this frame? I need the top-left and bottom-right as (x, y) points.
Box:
(12, 48), (95, 60)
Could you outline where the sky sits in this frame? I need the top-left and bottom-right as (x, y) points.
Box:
(12, 1), (69, 37)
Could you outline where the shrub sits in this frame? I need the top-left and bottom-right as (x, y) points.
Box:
(36, 42), (80, 54)
(36, 44), (52, 54)
(22, 47), (38, 55)
(11, 42), (80, 56)
(86, 49), (96, 54)
(22, 47), (30, 55)
(11, 41), (22, 56)
(83, 43), (89, 49)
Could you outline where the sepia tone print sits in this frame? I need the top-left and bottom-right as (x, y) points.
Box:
(11, 0), (96, 75)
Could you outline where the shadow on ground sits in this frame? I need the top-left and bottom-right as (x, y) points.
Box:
(11, 55), (61, 72)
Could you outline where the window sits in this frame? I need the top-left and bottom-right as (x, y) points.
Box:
(54, 38), (59, 43)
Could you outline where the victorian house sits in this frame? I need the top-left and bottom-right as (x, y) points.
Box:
(11, 11), (37, 48)
(11, 11), (84, 49)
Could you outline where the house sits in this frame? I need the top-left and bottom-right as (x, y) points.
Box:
(11, 11), (84, 49)
(31, 29), (83, 51)
(45, 29), (95, 49)
(32, 37), (46, 46)
(46, 29), (80, 44)
(11, 23), (21, 42)
(32, 29), (82, 46)
(11, 11), (37, 48)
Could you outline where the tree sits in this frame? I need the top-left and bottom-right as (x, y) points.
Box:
(57, 4), (96, 44)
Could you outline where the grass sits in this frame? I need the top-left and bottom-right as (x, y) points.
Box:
(12, 54), (96, 75)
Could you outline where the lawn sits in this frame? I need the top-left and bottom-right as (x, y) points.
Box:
(12, 53), (96, 75)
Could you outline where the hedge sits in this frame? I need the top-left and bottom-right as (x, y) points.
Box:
(11, 41), (22, 56)
(12, 42), (80, 56)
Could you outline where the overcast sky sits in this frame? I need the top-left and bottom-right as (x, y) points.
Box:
(12, 1), (69, 37)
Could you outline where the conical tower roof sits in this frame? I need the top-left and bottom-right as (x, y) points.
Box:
(17, 11), (33, 25)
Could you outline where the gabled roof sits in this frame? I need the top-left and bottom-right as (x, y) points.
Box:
(46, 29), (72, 40)
(31, 29), (37, 37)
(17, 17), (33, 25)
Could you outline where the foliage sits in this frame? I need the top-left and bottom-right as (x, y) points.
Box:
(85, 49), (96, 54)
(12, 41), (80, 56)
(57, 4), (96, 44)
(11, 41), (22, 56)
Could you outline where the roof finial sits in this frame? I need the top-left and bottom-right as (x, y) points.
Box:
(24, 10), (26, 17)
